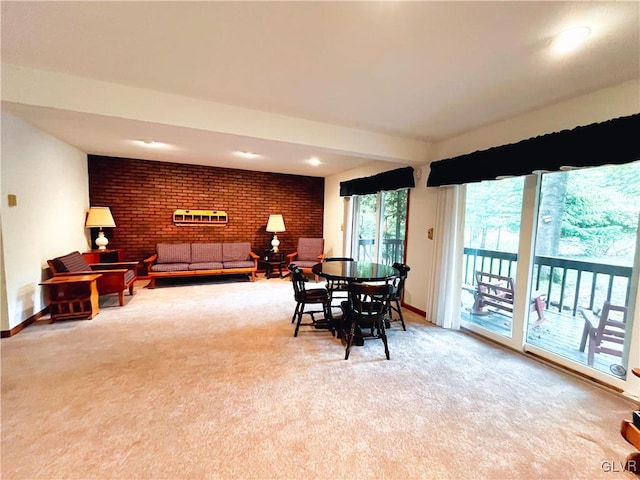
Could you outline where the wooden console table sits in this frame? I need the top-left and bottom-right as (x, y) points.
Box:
(40, 274), (102, 321)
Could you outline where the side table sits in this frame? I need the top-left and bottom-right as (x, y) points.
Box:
(83, 249), (124, 263)
(40, 274), (102, 321)
(263, 251), (287, 279)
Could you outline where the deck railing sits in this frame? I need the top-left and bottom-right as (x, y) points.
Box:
(463, 247), (633, 317)
(357, 238), (404, 265)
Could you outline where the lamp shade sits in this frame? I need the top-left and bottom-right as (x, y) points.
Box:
(266, 214), (286, 233)
(85, 207), (116, 228)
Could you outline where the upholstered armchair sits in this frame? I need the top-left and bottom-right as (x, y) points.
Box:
(286, 238), (325, 282)
(47, 251), (138, 306)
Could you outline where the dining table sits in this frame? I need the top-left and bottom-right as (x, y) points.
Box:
(311, 260), (399, 284)
(311, 260), (399, 342)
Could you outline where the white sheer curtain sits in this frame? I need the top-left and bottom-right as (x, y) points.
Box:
(425, 185), (465, 329)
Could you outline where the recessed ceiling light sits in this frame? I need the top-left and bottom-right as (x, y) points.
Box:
(552, 26), (591, 54)
(235, 151), (261, 159)
(134, 139), (169, 149)
(308, 157), (321, 166)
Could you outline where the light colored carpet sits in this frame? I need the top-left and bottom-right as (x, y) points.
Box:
(1, 276), (638, 480)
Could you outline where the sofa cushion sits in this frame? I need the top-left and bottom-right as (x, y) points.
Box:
(188, 262), (224, 271)
(151, 263), (191, 272)
(297, 238), (324, 261)
(53, 251), (91, 273)
(222, 242), (251, 262)
(291, 260), (317, 269)
(191, 243), (223, 263)
(157, 243), (191, 264)
(223, 260), (255, 269)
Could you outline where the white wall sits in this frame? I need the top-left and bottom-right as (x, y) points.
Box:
(1, 110), (89, 331)
(324, 79), (640, 316)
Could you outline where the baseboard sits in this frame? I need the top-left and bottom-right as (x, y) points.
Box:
(0, 308), (49, 338)
(402, 302), (426, 318)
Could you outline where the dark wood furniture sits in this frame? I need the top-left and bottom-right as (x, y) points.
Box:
(82, 248), (124, 264)
(263, 250), (286, 279)
(342, 282), (395, 360)
(288, 264), (333, 337)
(620, 367), (640, 473)
(40, 274), (102, 321)
(48, 251), (137, 306)
(312, 260), (398, 284)
(388, 262), (411, 330)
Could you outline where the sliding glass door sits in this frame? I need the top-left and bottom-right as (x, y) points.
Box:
(525, 163), (639, 381)
(460, 177), (525, 340)
(351, 189), (408, 265)
(459, 161), (639, 387)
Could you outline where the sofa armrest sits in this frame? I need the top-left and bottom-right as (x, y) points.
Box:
(318, 253), (326, 262)
(249, 251), (259, 266)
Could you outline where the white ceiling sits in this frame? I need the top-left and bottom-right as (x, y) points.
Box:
(2, 1), (639, 177)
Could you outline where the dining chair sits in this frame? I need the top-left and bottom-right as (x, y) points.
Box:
(579, 301), (627, 367)
(288, 264), (334, 337)
(341, 282), (395, 360)
(324, 257), (354, 310)
(388, 262), (410, 330)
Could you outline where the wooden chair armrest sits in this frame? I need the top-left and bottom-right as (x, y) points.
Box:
(87, 267), (130, 275)
(318, 253), (326, 262)
(90, 261), (138, 270)
(144, 253), (158, 266)
(249, 251), (260, 260)
(53, 270), (97, 277)
(286, 252), (298, 262)
(579, 308), (598, 330)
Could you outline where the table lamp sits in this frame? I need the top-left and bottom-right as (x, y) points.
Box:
(266, 214), (286, 253)
(85, 206), (116, 250)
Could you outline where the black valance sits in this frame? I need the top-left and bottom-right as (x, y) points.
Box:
(427, 113), (640, 187)
(340, 166), (415, 197)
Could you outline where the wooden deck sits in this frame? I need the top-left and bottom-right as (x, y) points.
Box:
(460, 304), (628, 379)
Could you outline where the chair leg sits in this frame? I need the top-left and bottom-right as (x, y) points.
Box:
(294, 303), (305, 337)
(395, 300), (406, 331)
(587, 335), (596, 366)
(345, 318), (357, 360)
(379, 319), (390, 360)
(118, 291), (124, 306)
(291, 303), (300, 324)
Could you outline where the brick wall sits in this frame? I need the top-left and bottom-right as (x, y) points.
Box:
(88, 155), (324, 264)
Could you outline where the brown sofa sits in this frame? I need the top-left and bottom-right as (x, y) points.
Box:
(47, 251), (138, 306)
(144, 242), (259, 287)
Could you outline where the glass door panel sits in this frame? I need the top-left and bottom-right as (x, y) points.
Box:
(352, 194), (378, 262)
(461, 177), (525, 339)
(525, 162), (640, 381)
(379, 190), (407, 265)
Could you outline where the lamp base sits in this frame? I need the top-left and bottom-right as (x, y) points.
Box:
(95, 231), (109, 250)
(271, 234), (280, 253)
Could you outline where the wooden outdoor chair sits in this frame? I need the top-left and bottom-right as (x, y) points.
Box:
(579, 301), (627, 367)
(471, 271), (546, 326)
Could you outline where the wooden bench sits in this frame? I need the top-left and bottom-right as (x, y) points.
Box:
(471, 271), (546, 327)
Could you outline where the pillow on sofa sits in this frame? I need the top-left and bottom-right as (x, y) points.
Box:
(222, 242), (251, 262)
(191, 243), (223, 263)
(157, 243), (191, 264)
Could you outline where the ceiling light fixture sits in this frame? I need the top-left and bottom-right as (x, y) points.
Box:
(134, 139), (168, 149)
(308, 157), (321, 166)
(552, 26), (591, 54)
(235, 151), (261, 159)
